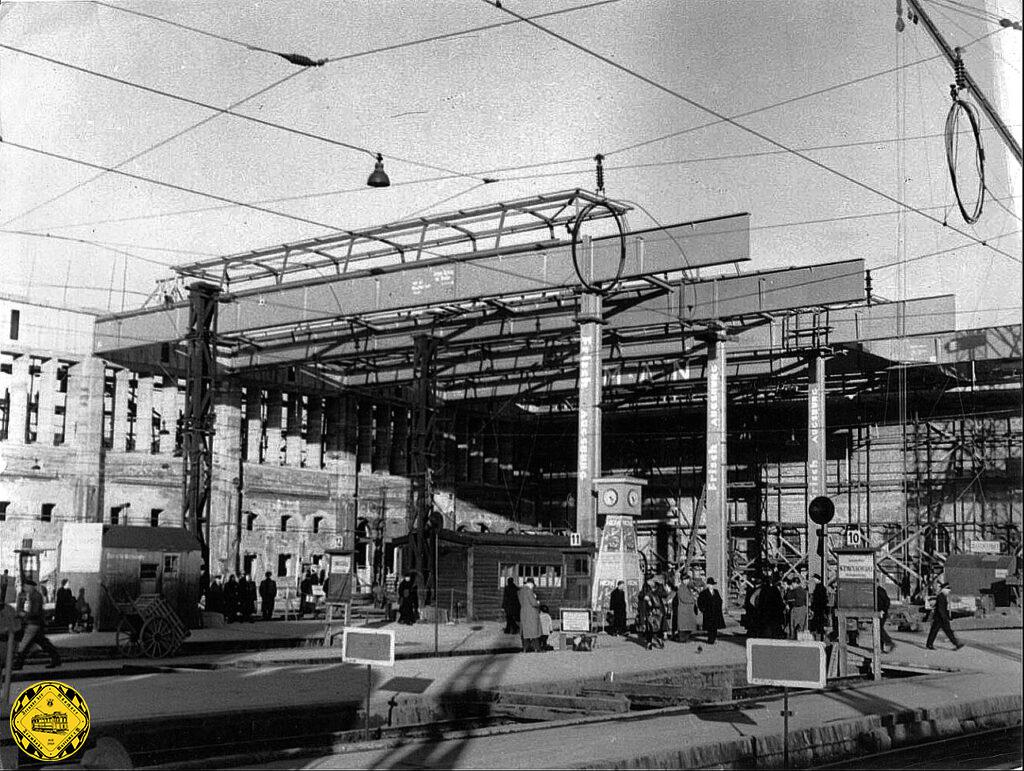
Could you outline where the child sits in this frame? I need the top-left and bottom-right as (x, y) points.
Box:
(538, 604), (553, 651)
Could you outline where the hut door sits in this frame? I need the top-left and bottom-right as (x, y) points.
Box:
(139, 562), (160, 595)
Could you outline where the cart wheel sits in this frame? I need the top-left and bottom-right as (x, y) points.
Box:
(115, 618), (141, 658)
(140, 617), (177, 658)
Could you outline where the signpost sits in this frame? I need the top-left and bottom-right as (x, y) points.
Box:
(323, 548), (354, 646)
(834, 548), (880, 680)
(341, 628), (396, 741)
(746, 639), (827, 768)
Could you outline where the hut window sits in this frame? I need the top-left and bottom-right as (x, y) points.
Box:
(150, 508), (162, 527)
(313, 516), (324, 534)
(163, 555), (179, 574)
(498, 563), (562, 589)
(140, 563), (158, 580)
(40, 503), (55, 522)
(0, 501), (8, 521)
(572, 557), (590, 574)
(280, 515), (291, 532)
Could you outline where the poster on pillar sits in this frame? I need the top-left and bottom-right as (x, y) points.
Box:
(590, 478), (644, 619)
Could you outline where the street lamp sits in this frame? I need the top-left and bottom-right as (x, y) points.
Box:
(366, 154), (391, 188)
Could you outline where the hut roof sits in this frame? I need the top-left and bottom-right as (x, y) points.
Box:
(392, 529), (595, 550)
(102, 526), (202, 553)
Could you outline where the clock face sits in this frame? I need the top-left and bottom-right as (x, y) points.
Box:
(601, 488), (619, 507)
(627, 489), (640, 507)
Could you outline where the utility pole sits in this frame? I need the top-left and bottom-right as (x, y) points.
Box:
(906, 0), (1023, 165)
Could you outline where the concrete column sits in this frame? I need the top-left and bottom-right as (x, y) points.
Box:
(158, 377), (180, 455)
(808, 353), (827, 581)
(705, 332), (729, 588)
(265, 391), (284, 465)
(306, 396), (324, 469)
(135, 374), (155, 453)
(285, 393), (304, 467)
(69, 357), (106, 522)
(112, 368), (131, 452)
(372, 403), (391, 474)
(245, 388), (263, 463)
(323, 396), (352, 470)
(212, 385), (244, 575)
(35, 358), (59, 446)
(390, 405), (408, 476)
(576, 291), (603, 544)
(357, 400), (374, 469)
(467, 417), (484, 484)
(7, 354), (31, 444)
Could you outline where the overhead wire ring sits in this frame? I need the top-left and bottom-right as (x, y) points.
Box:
(945, 96), (986, 225)
(569, 200), (627, 294)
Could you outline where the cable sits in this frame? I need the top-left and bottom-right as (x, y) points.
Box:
(94, 1), (276, 53)
(0, 228), (174, 267)
(945, 97), (986, 223)
(481, 1), (1020, 266)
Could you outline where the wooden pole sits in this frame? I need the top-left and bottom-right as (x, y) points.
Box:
(365, 663), (371, 741)
(782, 686), (790, 769)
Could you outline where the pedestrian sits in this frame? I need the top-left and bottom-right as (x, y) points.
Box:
(538, 604), (553, 651)
(637, 576), (665, 650)
(13, 578), (61, 670)
(784, 576), (808, 639)
(205, 575), (224, 616)
(259, 571), (277, 621)
(242, 573), (258, 622)
(809, 573), (829, 641)
(743, 577), (763, 637)
(674, 577), (699, 642)
(55, 578), (76, 634)
(517, 578), (542, 652)
(1, 569), (10, 604)
(397, 573), (419, 625)
(299, 571), (314, 618)
(74, 588), (94, 632)
(223, 574), (239, 623)
(696, 577), (726, 645)
(502, 577), (521, 635)
(757, 575), (787, 639)
(609, 581), (628, 636)
(655, 575), (673, 646)
(876, 581), (895, 652)
(926, 582), (964, 650)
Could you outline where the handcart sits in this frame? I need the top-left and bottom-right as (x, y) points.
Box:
(101, 583), (190, 658)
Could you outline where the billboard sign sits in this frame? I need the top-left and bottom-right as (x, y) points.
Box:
(747, 639), (827, 689)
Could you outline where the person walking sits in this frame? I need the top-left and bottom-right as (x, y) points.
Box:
(809, 574), (829, 641)
(609, 581), (628, 636)
(74, 588), (93, 632)
(397, 573), (419, 625)
(1, 569), (10, 604)
(926, 582), (964, 650)
(637, 576), (665, 650)
(674, 577), (699, 642)
(299, 571), (314, 618)
(259, 572), (277, 621)
(517, 579), (542, 652)
(876, 581), (895, 652)
(502, 577), (521, 635)
(13, 578), (61, 670)
(55, 578), (76, 634)
(237, 575), (252, 622)
(785, 576), (809, 639)
(697, 577), (726, 645)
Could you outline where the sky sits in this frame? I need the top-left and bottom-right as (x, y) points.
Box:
(0, 0), (1021, 330)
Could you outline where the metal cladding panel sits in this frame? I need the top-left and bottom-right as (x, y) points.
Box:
(95, 305), (188, 354)
(828, 295), (956, 343)
(863, 324), (1022, 363)
(680, 260), (864, 321)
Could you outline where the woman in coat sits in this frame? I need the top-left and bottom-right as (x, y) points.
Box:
(517, 579), (542, 652)
(55, 579), (76, 633)
(637, 576), (665, 649)
(397, 573), (419, 625)
(223, 575), (239, 623)
(502, 578), (521, 635)
(674, 578), (699, 642)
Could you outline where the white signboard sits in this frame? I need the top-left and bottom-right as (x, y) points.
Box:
(837, 552), (874, 581)
(59, 523), (104, 573)
(970, 540), (1001, 554)
(342, 628), (395, 666)
(746, 639), (827, 689)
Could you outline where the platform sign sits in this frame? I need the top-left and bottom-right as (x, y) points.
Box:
(341, 628), (395, 667)
(970, 540), (1001, 554)
(835, 548), (876, 612)
(746, 638), (827, 689)
(326, 550), (354, 604)
(561, 608), (591, 633)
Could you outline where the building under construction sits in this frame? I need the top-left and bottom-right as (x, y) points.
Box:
(3, 190), (1020, 606)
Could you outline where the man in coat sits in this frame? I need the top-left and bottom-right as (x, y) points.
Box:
(609, 581), (628, 636)
(926, 582), (964, 650)
(876, 581), (895, 652)
(809, 573), (830, 641)
(397, 573), (419, 625)
(259, 571), (277, 621)
(696, 577), (726, 645)
(784, 575), (808, 639)
(517, 579), (542, 652)
(14, 578), (61, 670)
(674, 577), (699, 642)
(502, 578), (521, 635)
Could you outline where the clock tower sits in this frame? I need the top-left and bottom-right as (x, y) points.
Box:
(590, 477), (645, 619)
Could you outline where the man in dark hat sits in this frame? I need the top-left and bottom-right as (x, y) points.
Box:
(14, 578), (61, 670)
(926, 582), (964, 650)
(696, 577), (726, 645)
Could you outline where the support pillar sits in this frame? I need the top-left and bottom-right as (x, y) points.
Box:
(135, 374), (155, 453)
(158, 376), (179, 455)
(70, 357), (105, 522)
(372, 403), (392, 474)
(576, 291), (603, 545)
(7, 355), (30, 444)
(112, 368), (131, 452)
(285, 393), (304, 467)
(390, 405), (408, 476)
(467, 418), (484, 485)
(483, 425), (500, 486)
(357, 400), (374, 470)
(212, 385), (243, 577)
(265, 391), (284, 465)
(455, 412), (469, 484)
(808, 353), (827, 581)
(245, 388), (263, 463)
(306, 396), (324, 470)
(35, 358), (58, 446)
(705, 332), (728, 588)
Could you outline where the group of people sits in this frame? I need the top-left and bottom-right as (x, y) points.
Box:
(744, 571), (830, 641)
(501, 577), (554, 651)
(628, 573), (726, 650)
(204, 572), (277, 623)
(53, 578), (95, 634)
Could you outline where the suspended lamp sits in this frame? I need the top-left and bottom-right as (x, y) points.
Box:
(367, 153), (391, 188)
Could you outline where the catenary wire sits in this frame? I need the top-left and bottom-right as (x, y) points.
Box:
(481, 1), (1020, 266)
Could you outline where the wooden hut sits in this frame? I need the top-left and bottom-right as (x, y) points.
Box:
(394, 530), (595, 621)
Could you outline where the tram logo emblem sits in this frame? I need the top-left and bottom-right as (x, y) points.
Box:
(9, 681), (91, 762)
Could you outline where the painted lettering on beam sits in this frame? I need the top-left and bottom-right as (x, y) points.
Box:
(807, 363), (825, 496)
(706, 357), (721, 493)
(578, 333), (594, 479)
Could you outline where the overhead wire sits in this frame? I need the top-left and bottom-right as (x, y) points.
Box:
(481, 1), (1020, 266)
